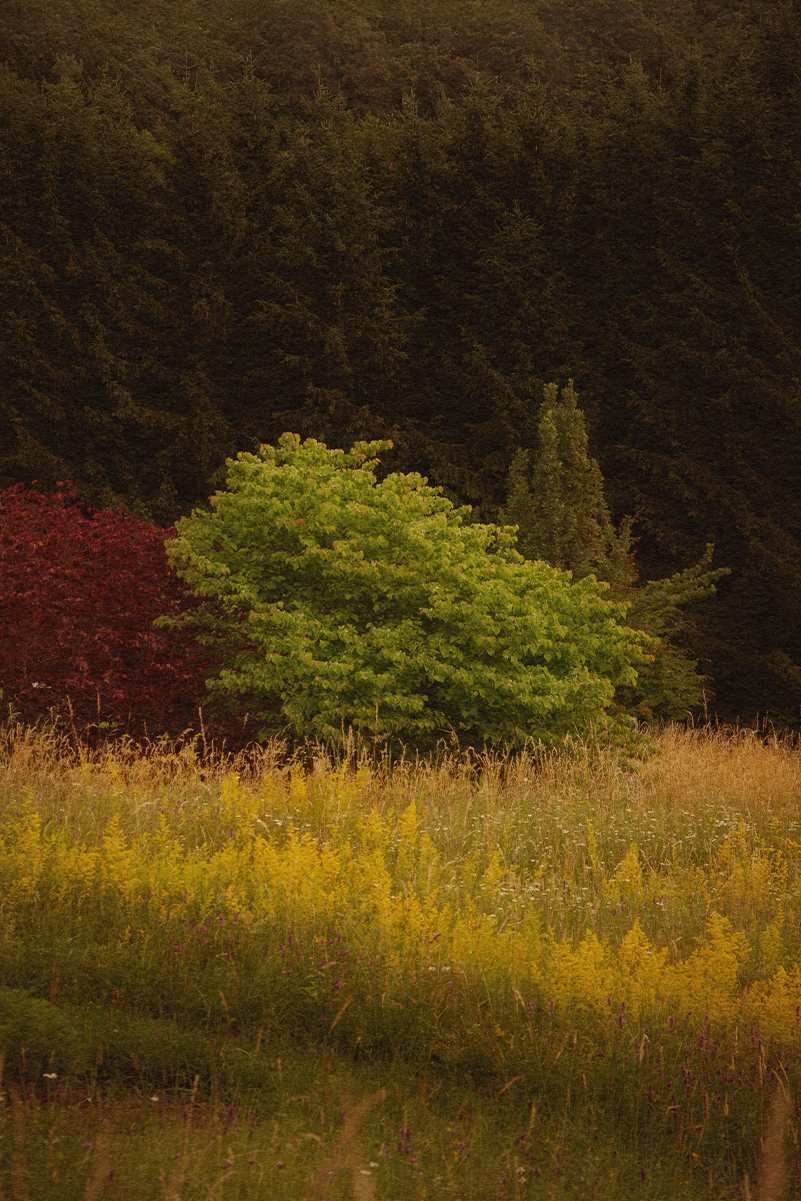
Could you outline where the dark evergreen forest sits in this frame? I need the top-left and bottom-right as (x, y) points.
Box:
(1, 0), (799, 732)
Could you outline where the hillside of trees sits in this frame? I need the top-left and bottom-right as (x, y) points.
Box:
(1, 0), (799, 732)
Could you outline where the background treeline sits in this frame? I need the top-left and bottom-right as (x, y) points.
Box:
(1, 0), (800, 732)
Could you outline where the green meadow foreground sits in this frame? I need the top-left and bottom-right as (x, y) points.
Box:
(1, 721), (800, 1199)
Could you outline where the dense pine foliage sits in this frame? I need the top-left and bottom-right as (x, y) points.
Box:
(1, 0), (799, 731)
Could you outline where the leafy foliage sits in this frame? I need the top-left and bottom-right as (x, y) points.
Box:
(0, 483), (259, 751)
(500, 382), (730, 721)
(156, 435), (652, 752)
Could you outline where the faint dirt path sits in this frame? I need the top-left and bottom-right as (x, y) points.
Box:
(301, 1087), (386, 1201)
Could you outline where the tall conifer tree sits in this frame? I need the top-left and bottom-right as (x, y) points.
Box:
(500, 381), (729, 722)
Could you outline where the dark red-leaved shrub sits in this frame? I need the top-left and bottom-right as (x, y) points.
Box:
(0, 482), (270, 756)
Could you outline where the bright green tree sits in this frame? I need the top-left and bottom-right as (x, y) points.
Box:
(154, 434), (653, 752)
(500, 381), (730, 722)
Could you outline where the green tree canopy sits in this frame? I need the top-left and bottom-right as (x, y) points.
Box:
(155, 434), (652, 753)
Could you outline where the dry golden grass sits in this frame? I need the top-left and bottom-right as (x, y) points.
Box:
(635, 723), (801, 819)
(3, 715), (800, 832)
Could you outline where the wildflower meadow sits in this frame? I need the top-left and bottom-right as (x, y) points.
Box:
(0, 716), (800, 1199)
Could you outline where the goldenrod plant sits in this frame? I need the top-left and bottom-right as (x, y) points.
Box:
(0, 718), (799, 1197)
